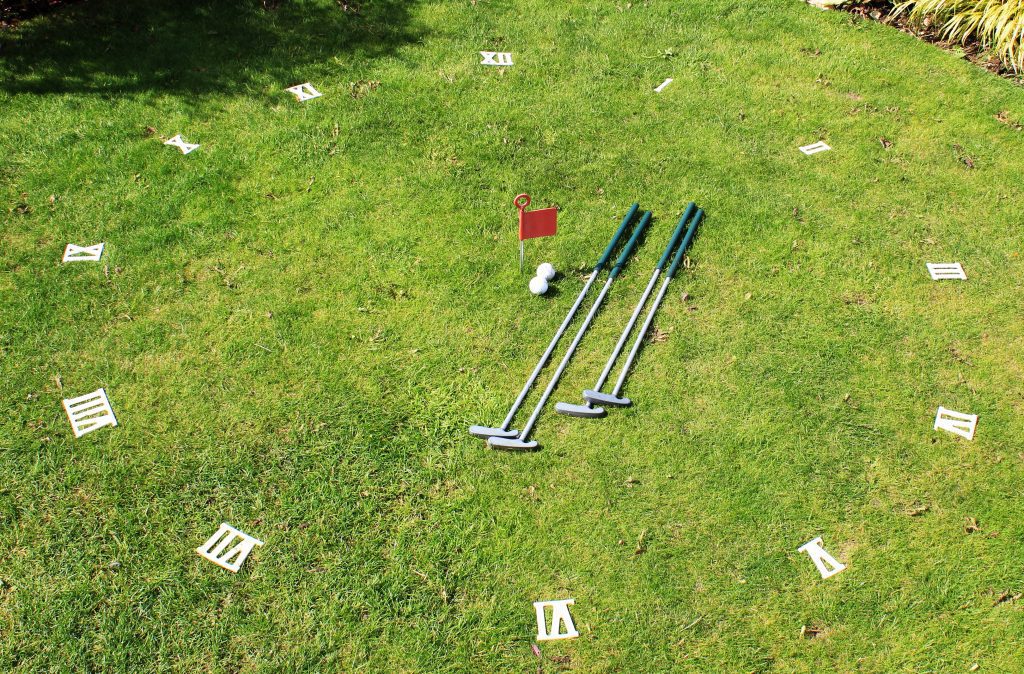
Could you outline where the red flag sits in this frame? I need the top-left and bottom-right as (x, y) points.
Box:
(515, 194), (557, 241)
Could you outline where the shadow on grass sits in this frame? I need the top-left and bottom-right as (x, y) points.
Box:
(0, 0), (422, 96)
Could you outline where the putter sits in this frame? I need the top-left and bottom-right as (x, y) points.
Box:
(468, 203), (641, 439)
(555, 202), (698, 418)
(488, 210), (653, 450)
(585, 208), (704, 409)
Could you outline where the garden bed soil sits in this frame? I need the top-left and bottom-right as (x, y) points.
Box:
(1, 0), (83, 27)
(840, 0), (1023, 84)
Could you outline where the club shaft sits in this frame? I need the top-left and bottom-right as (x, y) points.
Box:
(520, 277), (615, 439)
(483, 203), (640, 433)
(586, 205), (695, 398)
(611, 273), (672, 396)
(593, 268), (662, 393)
(611, 207), (704, 398)
(499, 270), (600, 430)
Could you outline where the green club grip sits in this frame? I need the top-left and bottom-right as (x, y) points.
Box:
(656, 202), (697, 270)
(609, 210), (652, 278)
(666, 208), (704, 278)
(595, 203), (641, 270)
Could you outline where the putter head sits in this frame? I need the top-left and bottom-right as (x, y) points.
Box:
(583, 389), (632, 408)
(487, 436), (539, 451)
(468, 425), (520, 439)
(554, 401), (606, 418)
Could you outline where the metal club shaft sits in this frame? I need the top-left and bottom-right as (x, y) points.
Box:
(519, 276), (614, 438)
(610, 273), (672, 396)
(610, 208), (704, 399)
(498, 270), (599, 430)
(595, 269), (659, 391)
(558, 203), (698, 417)
(468, 203), (641, 439)
(489, 210), (654, 449)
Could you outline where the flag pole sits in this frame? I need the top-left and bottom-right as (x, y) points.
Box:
(515, 193), (531, 274)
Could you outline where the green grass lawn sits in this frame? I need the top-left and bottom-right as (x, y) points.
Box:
(2, 0), (1024, 671)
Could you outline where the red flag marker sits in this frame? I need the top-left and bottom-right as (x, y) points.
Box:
(515, 193), (557, 271)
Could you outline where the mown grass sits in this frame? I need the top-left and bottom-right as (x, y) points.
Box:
(1, 0), (1023, 671)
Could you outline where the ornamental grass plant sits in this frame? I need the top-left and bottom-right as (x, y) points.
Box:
(894, 0), (1024, 71)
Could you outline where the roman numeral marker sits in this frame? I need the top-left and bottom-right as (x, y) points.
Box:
(926, 262), (966, 280)
(533, 599), (579, 641)
(934, 406), (978, 440)
(480, 51), (514, 66)
(196, 523), (264, 572)
(799, 141), (831, 155)
(285, 82), (322, 102)
(164, 134), (199, 154)
(798, 537), (846, 579)
(62, 243), (104, 262)
(62, 388), (118, 438)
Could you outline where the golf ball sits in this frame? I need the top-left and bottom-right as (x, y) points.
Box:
(529, 276), (549, 295)
(536, 262), (556, 281)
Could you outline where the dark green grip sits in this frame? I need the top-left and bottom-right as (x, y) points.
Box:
(666, 208), (704, 278)
(656, 202), (697, 270)
(595, 203), (640, 270)
(609, 210), (652, 278)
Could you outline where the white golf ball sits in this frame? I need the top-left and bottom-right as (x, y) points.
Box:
(536, 262), (556, 281)
(529, 276), (549, 295)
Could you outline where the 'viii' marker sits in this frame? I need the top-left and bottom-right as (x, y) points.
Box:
(196, 523), (264, 572)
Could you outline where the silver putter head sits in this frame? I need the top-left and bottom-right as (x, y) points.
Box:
(554, 401), (606, 418)
(583, 389), (632, 407)
(487, 436), (539, 451)
(469, 425), (520, 439)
